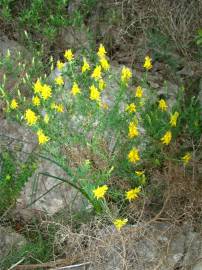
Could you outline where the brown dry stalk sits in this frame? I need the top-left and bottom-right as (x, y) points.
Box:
(14, 253), (86, 270)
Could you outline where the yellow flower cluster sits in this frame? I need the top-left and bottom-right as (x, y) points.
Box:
(82, 57), (90, 73)
(97, 44), (110, 71)
(128, 121), (139, 138)
(93, 185), (108, 199)
(126, 103), (136, 113)
(90, 85), (100, 102)
(113, 218), (128, 231)
(97, 44), (106, 58)
(161, 130), (172, 145)
(71, 82), (81, 96)
(64, 49), (74, 61)
(158, 99), (167, 111)
(24, 109), (38, 126)
(143, 56), (152, 70)
(37, 129), (49, 144)
(10, 99), (18, 109)
(135, 86), (143, 98)
(91, 65), (102, 80)
(128, 148), (140, 163)
(170, 111), (179, 127)
(98, 79), (106, 91)
(182, 152), (191, 165)
(55, 75), (64, 86)
(57, 60), (65, 70)
(125, 187), (141, 201)
(33, 79), (52, 100)
(32, 96), (40, 107)
(121, 66), (132, 83)
(99, 57), (110, 71)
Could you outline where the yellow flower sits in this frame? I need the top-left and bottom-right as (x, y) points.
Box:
(126, 187), (141, 201)
(158, 99), (167, 111)
(161, 131), (172, 145)
(170, 111), (179, 127)
(37, 129), (49, 145)
(44, 114), (49, 124)
(71, 82), (81, 96)
(128, 122), (139, 138)
(64, 49), (74, 61)
(128, 148), (140, 163)
(135, 86), (143, 98)
(97, 44), (107, 58)
(121, 66), (132, 83)
(41, 84), (52, 100)
(182, 152), (191, 166)
(55, 75), (64, 86)
(90, 85), (100, 102)
(57, 60), (65, 70)
(135, 171), (144, 176)
(93, 185), (108, 199)
(113, 218), (128, 231)
(81, 57), (90, 73)
(126, 103), (136, 113)
(99, 57), (110, 71)
(32, 96), (40, 107)
(143, 56), (152, 70)
(55, 104), (64, 113)
(33, 79), (43, 94)
(98, 79), (106, 91)
(24, 109), (37, 126)
(91, 65), (102, 80)
(10, 99), (18, 109)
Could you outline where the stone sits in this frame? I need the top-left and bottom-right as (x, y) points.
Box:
(0, 119), (85, 216)
(0, 35), (28, 57)
(17, 157), (86, 215)
(0, 119), (37, 163)
(58, 26), (90, 51)
(193, 262), (202, 270)
(88, 223), (202, 270)
(0, 226), (27, 259)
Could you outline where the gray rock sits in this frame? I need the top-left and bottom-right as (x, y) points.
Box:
(0, 35), (28, 57)
(17, 158), (85, 215)
(0, 226), (26, 259)
(58, 26), (90, 51)
(0, 119), (85, 216)
(89, 223), (202, 270)
(193, 262), (202, 270)
(0, 119), (37, 163)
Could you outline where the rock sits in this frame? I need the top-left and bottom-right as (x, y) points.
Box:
(0, 119), (85, 216)
(88, 223), (202, 270)
(0, 226), (26, 259)
(17, 157), (85, 215)
(0, 35), (28, 57)
(193, 262), (202, 270)
(0, 119), (37, 163)
(58, 26), (90, 51)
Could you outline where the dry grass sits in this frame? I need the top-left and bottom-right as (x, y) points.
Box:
(94, 0), (202, 63)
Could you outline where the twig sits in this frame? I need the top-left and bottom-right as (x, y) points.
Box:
(8, 257), (25, 270)
(14, 254), (84, 270)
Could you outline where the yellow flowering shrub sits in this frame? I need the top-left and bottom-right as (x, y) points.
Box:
(1, 44), (201, 231)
